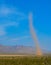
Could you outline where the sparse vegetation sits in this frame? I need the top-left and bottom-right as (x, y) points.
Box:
(0, 56), (51, 65)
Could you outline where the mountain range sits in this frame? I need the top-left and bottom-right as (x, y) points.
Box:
(0, 45), (50, 55)
(0, 45), (35, 54)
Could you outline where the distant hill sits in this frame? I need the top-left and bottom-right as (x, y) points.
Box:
(0, 45), (51, 55)
(0, 45), (35, 54)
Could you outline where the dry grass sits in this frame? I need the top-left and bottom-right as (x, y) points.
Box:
(0, 55), (51, 65)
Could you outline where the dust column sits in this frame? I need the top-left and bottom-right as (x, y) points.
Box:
(29, 12), (42, 56)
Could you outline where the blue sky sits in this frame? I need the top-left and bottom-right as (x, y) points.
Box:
(0, 0), (51, 51)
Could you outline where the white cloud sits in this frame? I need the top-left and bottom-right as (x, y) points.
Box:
(0, 26), (6, 36)
(1, 22), (19, 27)
(0, 7), (11, 16)
(0, 35), (31, 45)
(0, 22), (19, 36)
(0, 5), (26, 19)
(10, 36), (30, 42)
